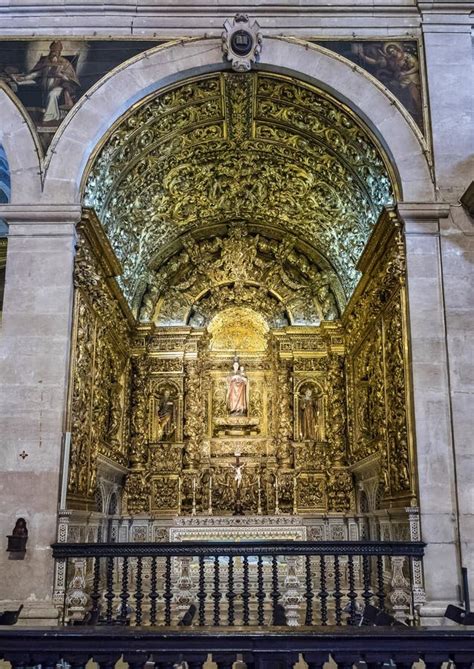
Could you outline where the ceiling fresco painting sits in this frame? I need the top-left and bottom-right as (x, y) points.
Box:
(0, 39), (165, 151)
(84, 72), (394, 325)
(311, 40), (424, 133)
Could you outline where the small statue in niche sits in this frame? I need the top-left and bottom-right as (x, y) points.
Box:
(227, 357), (249, 416)
(106, 376), (123, 446)
(12, 518), (28, 537)
(7, 518), (28, 555)
(299, 387), (320, 441)
(155, 387), (177, 442)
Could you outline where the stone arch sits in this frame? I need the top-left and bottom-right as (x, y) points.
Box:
(41, 37), (434, 205)
(0, 85), (43, 203)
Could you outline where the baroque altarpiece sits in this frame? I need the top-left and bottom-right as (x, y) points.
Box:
(65, 206), (416, 543)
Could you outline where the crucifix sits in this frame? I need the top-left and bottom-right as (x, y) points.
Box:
(231, 451), (245, 515)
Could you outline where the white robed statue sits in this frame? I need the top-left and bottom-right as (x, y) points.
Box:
(226, 357), (249, 416)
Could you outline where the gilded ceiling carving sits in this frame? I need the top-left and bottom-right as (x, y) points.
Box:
(139, 223), (341, 327)
(84, 72), (393, 320)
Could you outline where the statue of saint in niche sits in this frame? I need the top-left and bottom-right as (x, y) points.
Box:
(299, 387), (320, 441)
(227, 358), (249, 416)
(155, 387), (177, 442)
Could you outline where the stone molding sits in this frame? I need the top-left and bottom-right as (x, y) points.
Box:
(0, 204), (82, 224)
(397, 202), (451, 219)
(397, 202), (451, 234)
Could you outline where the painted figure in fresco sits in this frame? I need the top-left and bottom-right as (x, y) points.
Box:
(156, 388), (176, 441)
(299, 388), (320, 441)
(226, 358), (249, 416)
(11, 41), (80, 124)
(351, 42), (421, 126)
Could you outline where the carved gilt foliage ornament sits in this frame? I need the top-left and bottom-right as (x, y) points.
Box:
(344, 212), (413, 502)
(140, 224), (341, 327)
(84, 72), (393, 312)
(68, 225), (131, 503)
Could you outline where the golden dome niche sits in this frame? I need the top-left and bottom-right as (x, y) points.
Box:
(208, 306), (269, 352)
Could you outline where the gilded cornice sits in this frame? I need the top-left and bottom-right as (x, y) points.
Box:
(342, 206), (404, 332)
(77, 208), (135, 329)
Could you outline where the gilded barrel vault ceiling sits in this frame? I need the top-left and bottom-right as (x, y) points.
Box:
(84, 71), (394, 324)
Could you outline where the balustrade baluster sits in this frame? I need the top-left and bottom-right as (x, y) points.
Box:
(242, 555), (250, 626)
(187, 659), (207, 669)
(7, 655), (30, 669)
(304, 654), (329, 669)
(90, 556), (101, 622)
(362, 555), (372, 611)
(105, 556), (114, 624)
(95, 656), (120, 669)
(150, 556), (158, 625)
(198, 555), (206, 626)
(334, 555), (342, 625)
(213, 555), (220, 626)
(376, 555), (385, 610)
(164, 555), (172, 626)
(304, 555), (313, 626)
(227, 555), (235, 626)
(119, 556), (129, 623)
(347, 555), (357, 625)
(135, 556), (143, 625)
(257, 555), (265, 626)
(271, 555), (280, 625)
(319, 555), (328, 625)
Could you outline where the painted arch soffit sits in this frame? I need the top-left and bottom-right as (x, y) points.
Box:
(84, 71), (394, 322)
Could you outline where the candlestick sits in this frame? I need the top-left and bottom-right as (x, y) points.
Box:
(275, 474), (280, 515)
(192, 476), (197, 516)
(208, 471), (213, 516)
(257, 473), (262, 515)
(293, 475), (297, 514)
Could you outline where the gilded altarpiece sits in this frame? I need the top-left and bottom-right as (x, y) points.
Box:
(67, 212), (133, 509)
(66, 209), (414, 519)
(122, 321), (353, 517)
(344, 209), (415, 508)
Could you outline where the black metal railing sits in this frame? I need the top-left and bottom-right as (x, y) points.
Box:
(52, 540), (424, 627)
(1, 626), (474, 669)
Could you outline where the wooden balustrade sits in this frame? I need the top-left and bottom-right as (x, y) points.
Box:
(52, 540), (424, 627)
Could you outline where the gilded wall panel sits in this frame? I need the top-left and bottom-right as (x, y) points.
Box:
(67, 214), (132, 508)
(344, 209), (415, 506)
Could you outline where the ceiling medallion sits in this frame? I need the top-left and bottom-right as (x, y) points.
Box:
(222, 14), (262, 72)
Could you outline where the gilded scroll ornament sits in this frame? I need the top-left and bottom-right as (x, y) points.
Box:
(68, 220), (131, 504)
(84, 72), (393, 310)
(327, 469), (353, 512)
(326, 354), (347, 466)
(344, 210), (414, 504)
(123, 468), (149, 515)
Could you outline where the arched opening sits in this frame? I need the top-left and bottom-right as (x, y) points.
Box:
(66, 69), (414, 531)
